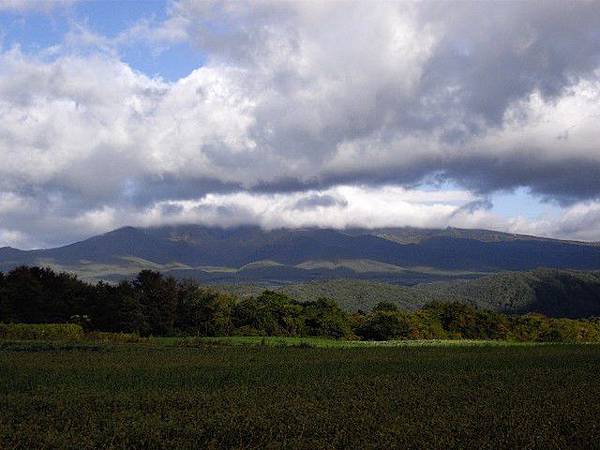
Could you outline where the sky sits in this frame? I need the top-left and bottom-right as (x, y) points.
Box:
(1, 0), (600, 249)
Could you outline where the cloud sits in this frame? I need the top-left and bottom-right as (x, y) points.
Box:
(1, 1), (600, 246)
(0, 185), (481, 248)
(124, 0), (600, 200)
(0, 0), (76, 12)
(552, 202), (600, 241)
(293, 194), (348, 211)
(2, 181), (600, 249)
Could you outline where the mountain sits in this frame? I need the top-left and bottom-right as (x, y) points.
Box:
(1, 225), (600, 283)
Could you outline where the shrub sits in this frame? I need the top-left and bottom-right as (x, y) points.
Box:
(0, 323), (84, 341)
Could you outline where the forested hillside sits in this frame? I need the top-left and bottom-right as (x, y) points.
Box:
(418, 269), (600, 318)
(218, 269), (600, 318)
(218, 280), (438, 312)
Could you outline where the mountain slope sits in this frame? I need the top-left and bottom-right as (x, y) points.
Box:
(2, 225), (600, 283)
(418, 269), (600, 318)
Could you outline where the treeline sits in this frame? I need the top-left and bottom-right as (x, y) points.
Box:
(0, 267), (350, 338)
(357, 302), (600, 342)
(1, 266), (600, 342)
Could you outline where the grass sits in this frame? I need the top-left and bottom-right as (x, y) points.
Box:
(1, 339), (600, 449)
(0, 323), (84, 341)
(161, 335), (553, 348)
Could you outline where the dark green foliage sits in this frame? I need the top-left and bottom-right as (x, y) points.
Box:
(115, 282), (147, 334)
(372, 301), (399, 312)
(132, 270), (178, 336)
(356, 311), (412, 340)
(301, 297), (352, 338)
(0, 267), (177, 337)
(423, 302), (512, 340)
(418, 269), (600, 317)
(1, 343), (600, 449)
(0, 266), (93, 324)
(408, 309), (448, 339)
(233, 279), (439, 312)
(355, 302), (600, 342)
(232, 291), (304, 336)
(223, 269), (600, 318)
(509, 314), (600, 342)
(175, 281), (235, 336)
(3, 266), (600, 342)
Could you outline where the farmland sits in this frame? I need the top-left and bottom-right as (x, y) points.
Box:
(1, 339), (600, 449)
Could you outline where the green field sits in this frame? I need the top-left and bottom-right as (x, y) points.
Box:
(2, 339), (600, 449)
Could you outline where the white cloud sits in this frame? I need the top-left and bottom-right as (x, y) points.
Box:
(3, 179), (600, 249)
(0, 185), (479, 248)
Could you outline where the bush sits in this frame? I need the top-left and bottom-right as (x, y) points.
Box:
(0, 323), (84, 341)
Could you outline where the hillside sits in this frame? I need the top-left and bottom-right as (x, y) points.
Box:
(217, 269), (600, 318)
(2, 225), (600, 284)
(418, 269), (600, 318)
(217, 280), (438, 312)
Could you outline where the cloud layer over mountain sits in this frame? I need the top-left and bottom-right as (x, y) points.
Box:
(1, 1), (600, 247)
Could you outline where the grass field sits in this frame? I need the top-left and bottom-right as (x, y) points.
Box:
(1, 340), (600, 449)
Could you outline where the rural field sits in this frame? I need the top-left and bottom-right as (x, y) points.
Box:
(1, 339), (600, 449)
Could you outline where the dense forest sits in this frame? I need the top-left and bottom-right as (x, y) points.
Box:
(1, 266), (600, 342)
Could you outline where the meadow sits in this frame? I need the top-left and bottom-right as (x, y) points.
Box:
(1, 338), (600, 449)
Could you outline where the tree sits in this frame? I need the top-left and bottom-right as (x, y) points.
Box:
(408, 309), (447, 339)
(176, 281), (235, 336)
(132, 270), (177, 336)
(302, 297), (352, 338)
(232, 291), (303, 336)
(424, 302), (479, 338)
(2, 266), (47, 323)
(356, 311), (412, 340)
(372, 302), (399, 313)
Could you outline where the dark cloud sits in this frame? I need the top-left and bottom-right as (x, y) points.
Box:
(441, 154), (600, 205)
(419, 1), (600, 125)
(123, 175), (243, 208)
(450, 199), (493, 218)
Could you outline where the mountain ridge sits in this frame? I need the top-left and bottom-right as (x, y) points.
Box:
(2, 224), (600, 283)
